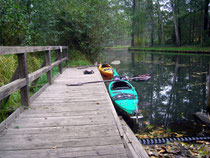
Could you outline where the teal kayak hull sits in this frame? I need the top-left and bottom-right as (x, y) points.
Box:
(108, 70), (139, 116)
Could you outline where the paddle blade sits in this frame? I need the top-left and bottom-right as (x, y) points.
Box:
(66, 83), (83, 86)
(130, 114), (143, 119)
(110, 60), (121, 65)
(132, 74), (151, 82)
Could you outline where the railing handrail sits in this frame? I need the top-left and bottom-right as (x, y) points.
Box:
(0, 46), (68, 55)
(0, 46), (69, 107)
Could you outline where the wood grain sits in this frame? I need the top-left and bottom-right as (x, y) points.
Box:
(0, 46), (68, 55)
(0, 66), (148, 157)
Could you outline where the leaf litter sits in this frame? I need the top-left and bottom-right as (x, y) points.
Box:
(136, 125), (210, 157)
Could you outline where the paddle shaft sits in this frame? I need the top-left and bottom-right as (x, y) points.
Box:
(66, 74), (151, 86)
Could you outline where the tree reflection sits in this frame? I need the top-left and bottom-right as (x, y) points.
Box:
(130, 52), (209, 133)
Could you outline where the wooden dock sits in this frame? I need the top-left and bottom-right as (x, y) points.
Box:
(0, 67), (148, 158)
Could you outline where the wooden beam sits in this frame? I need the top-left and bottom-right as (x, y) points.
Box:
(51, 57), (68, 69)
(0, 46), (68, 55)
(1, 66), (19, 104)
(120, 119), (149, 158)
(0, 79), (26, 101)
(28, 57), (67, 83)
(28, 66), (50, 83)
(58, 50), (62, 74)
(18, 53), (29, 106)
(65, 48), (69, 68)
(45, 50), (52, 85)
(0, 106), (24, 133)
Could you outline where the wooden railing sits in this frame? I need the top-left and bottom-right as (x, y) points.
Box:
(0, 46), (68, 107)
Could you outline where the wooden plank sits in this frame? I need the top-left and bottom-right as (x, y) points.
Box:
(0, 79), (26, 101)
(0, 136), (122, 151)
(29, 83), (49, 104)
(0, 127), (119, 142)
(0, 46), (68, 55)
(18, 53), (29, 106)
(28, 66), (50, 82)
(51, 57), (68, 69)
(10, 114), (113, 128)
(20, 109), (111, 118)
(0, 107), (24, 133)
(120, 119), (149, 158)
(1, 123), (117, 135)
(65, 48), (69, 68)
(0, 144), (126, 158)
(45, 50), (52, 84)
(28, 57), (68, 83)
(17, 106), (110, 114)
(58, 50), (62, 74)
(1, 66), (19, 104)
(0, 66), (132, 158)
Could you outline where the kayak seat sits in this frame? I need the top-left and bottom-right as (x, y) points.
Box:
(101, 64), (110, 68)
(111, 81), (131, 90)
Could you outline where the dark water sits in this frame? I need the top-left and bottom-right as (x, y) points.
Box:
(100, 49), (210, 136)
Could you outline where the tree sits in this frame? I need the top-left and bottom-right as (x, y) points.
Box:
(170, 0), (181, 46)
(156, 0), (165, 46)
(147, 0), (155, 46)
(202, 0), (210, 45)
(131, 0), (136, 47)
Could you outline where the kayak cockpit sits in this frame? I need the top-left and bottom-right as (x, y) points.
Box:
(111, 81), (132, 90)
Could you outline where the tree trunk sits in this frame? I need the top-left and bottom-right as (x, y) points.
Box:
(131, 0), (136, 47)
(203, 0), (209, 31)
(157, 0), (165, 46)
(170, 0), (181, 46)
(149, 0), (154, 46)
(207, 63), (210, 114)
(203, 0), (209, 43)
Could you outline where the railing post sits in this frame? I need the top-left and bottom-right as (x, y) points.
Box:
(58, 48), (62, 74)
(65, 48), (69, 68)
(17, 53), (29, 106)
(45, 50), (52, 85)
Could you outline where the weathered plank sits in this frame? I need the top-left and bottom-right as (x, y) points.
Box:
(0, 107), (24, 133)
(1, 123), (117, 135)
(0, 79), (26, 101)
(45, 50), (52, 84)
(0, 144), (126, 158)
(0, 127), (119, 142)
(28, 66), (50, 82)
(0, 46), (68, 55)
(18, 53), (29, 106)
(120, 119), (149, 158)
(0, 66), (149, 157)
(0, 136), (122, 151)
(29, 83), (49, 104)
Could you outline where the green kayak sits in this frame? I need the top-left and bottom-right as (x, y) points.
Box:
(108, 70), (139, 116)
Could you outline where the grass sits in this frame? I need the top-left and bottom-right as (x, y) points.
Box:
(130, 45), (210, 53)
(0, 50), (92, 122)
(69, 50), (91, 67)
(105, 45), (129, 50)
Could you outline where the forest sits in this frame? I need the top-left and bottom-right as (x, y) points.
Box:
(131, 0), (210, 47)
(1, 0), (210, 54)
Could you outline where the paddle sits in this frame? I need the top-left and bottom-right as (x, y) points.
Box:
(110, 60), (120, 65)
(66, 74), (151, 86)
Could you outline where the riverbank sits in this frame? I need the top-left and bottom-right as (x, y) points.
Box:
(129, 46), (210, 54)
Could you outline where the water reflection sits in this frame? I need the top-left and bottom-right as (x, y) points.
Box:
(101, 50), (210, 135)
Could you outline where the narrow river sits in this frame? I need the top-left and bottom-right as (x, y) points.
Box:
(100, 49), (210, 136)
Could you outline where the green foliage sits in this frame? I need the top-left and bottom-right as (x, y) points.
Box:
(132, 0), (210, 47)
(0, 0), (30, 45)
(0, 55), (17, 86)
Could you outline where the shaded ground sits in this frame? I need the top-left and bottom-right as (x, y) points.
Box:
(144, 141), (210, 158)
